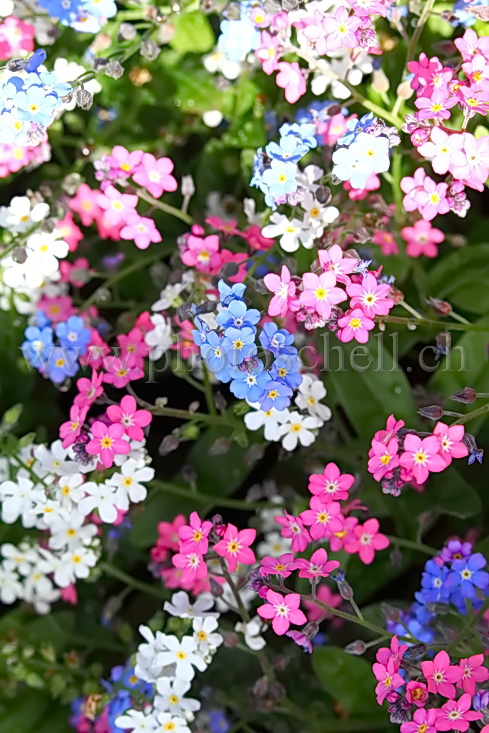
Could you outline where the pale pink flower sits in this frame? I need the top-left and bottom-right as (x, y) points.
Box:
(452, 133), (489, 192)
(97, 184), (138, 226)
(401, 219), (444, 258)
(418, 128), (466, 175)
(275, 62), (306, 104)
(337, 308), (375, 344)
(399, 434), (446, 484)
(432, 422), (469, 467)
(104, 145), (143, 179)
(264, 265), (296, 317)
(257, 590), (307, 636)
(132, 153), (177, 198)
(181, 233), (221, 273)
(120, 212), (162, 250)
(256, 30), (280, 75)
(299, 271), (346, 319)
(322, 5), (361, 51)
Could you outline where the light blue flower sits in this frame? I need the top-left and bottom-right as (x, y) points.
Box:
(266, 134), (309, 163)
(261, 160), (298, 199)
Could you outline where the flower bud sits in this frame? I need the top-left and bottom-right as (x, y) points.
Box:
(381, 602), (401, 623)
(417, 404), (444, 420)
(140, 39), (160, 60)
(181, 174), (195, 197)
(451, 386), (477, 404)
(158, 434), (180, 455)
(337, 579), (353, 600)
(118, 21), (137, 40)
(344, 639), (366, 656)
(75, 88), (93, 110)
(105, 60), (124, 79)
(427, 297), (452, 316)
(396, 80), (414, 100)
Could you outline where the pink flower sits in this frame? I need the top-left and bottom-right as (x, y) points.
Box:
(454, 27), (489, 61)
(59, 257), (92, 288)
(318, 244), (357, 284)
(213, 523), (256, 572)
(405, 680), (429, 707)
(85, 421), (131, 468)
(0, 16), (35, 60)
(153, 514), (187, 554)
(264, 265), (296, 317)
(120, 212), (162, 250)
(304, 583), (342, 622)
(38, 295), (75, 323)
(322, 5), (361, 51)
(117, 327), (150, 363)
(457, 654), (489, 695)
(259, 552), (295, 578)
(372, 229), (399, 255)
(256, 30), (280, 75)
(435, 693), (482, 731)
(177, 511), (213, 555)
(337, 308), (375, 344)
(344, 518), (389, 565)
(432, 422), (469, 467)
(132, 153), (177, 198)
(106, 394), (152, 441)
(74, 370), (104, 409)
(415, 176), (450, 221)
(172, 551), (208, 584)
(399, 434), (446, 484)
(59, 404), (88, 449)
(401, 219), (445, 258)
(299, 271), (347, 319)
(452, 132), (489, 191)
(415, 89), (457, 121)
(80, 330), (110, 369)
(257, 590), (307, 636)
(219, 249), (248, 283)
(69, 184), (103, 226)
(102, 353), (144, 388)
(400, 708), (439, 733)
(181, 233), (221, 273)
(103, 145), (143, 179)
(308, 462), (354, 502)
(372, 658), (404, 704)
(418, 128), (466, 176)
(60, 583), (78, 605)
(97, 185), (138, 226)
(376, 636), (408, 670)
(244, 224), (275, 251)
(56, 212), (83, 252)
(368, 437), (400, 481)
(319, 113), (349, 147)
(300, 497), (343, 540)
(275, 510), (311, 552)
(347, 273), (393, 317)
(329, 516), (358, 552)
(292, 548), (340, 579)
(421, 650), (463, 699)
(275, 62), (306, 104)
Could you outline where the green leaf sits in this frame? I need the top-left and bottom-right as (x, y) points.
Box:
(312, 647), (379, 716)
(169, 12), (215, 55)
(399, 466), (481, 520)
(428, 244), (489, 302)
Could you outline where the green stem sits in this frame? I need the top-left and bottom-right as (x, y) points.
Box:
(100, 562), (166, 600)
(151, 479), (273, 511)
(377, 315), (489, 332)
(452, 402), (489, 425)
(202, 365), (217, 416)
(386, 535), (437, 556)
(135, 187), (193, 226)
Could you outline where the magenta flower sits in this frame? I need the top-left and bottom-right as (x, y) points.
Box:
(264, 265), (296, 317)
(74, 369), (104, 409)
(432, 421), (469, 467)
(176, 511), (213, 556)
(421, 650), (463, 699)
(300, 497), (343, 540)
(257, 589), (307, 636)
(400, 708), (439, 733)
(299, 271), (347, 320)
(172, 550), (208, 584)
(292, 548), (340, 579)
(435, 693), (482, 731)
(401, 220), (445, 258)
(337, 308), (375, 344)
(213, 523), (256, 572)
(59, 403), (88, 449)
(181, 233), (221, 273)
(347, 273), (394, 317)
(120, 212), (162, 250)
(308, 461), (354, 503)
(399, 434), (446, 484)
(104, 145), (143, 180)
(275, 510), (311, 552)
(132, 153), (177, 198)
(318, 244), (357, 284)
(368, 437), (400, 481)
(259, 552), (295, 578)
(457, 654), (489, 695)
(322, 5), (361, 51)
(376, 636), (408, 670)
(97, 184), (138, 226)
(106, 394), (152, 442)
(372, 658), (404, 704)
(85, 421), (131, 468)
(405, 680), (429, 708)
(275, 62), (306, 104)
(102, 354), (144, 389)
(345, 518), (389, 565)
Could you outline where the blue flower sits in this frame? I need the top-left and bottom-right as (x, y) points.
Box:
(201, 330), (232, 381)
(265, 134), (309, 163)
(107, 690), (132, 732)
(21, 325), (53, 368)
(25, 49), (47, 72)
(44, 346), (79, 384)
(218, 14), (260, 62)
(261, 160), (298, 199)
(209, 709), (231, 733)
(259, 323), (296, 357)
(418, 559), (450, 604)
(218, 280), (246, 306)
(222, 326), (257, 366)
(15, 83), (59, 125)
(192, 317), (211, 347)
(468, 446), (484, 465)
(270, 353), (302, 389)
(337, 112), (376, 146)
(258, 379), (293, 411)
(56, 316), (91, 352)
(229, 360), (270, 402)
(216, 299), (260, 331)
(446, 553), (489, 600)
(279, 122), (318, 150)
(33, 310), (52, 328)
(37, 71), (72, 98)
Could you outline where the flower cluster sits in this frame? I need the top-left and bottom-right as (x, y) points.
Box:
(37, 0), (116, 33)
(368, 415), (469, 495)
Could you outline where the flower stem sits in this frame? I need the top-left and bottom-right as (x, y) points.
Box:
(151, 479), (273, 511)
(377, 314), (489, 332)
(135, 187), (193, 226)
(451, 402), (489, 425)
(100, 561), (166, 600)
(385, 535), (437, 556)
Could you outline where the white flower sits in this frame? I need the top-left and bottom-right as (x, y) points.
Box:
(296, 164), (324, 192)
(235, 617), (267, 651)
(54, 473), (86, 507)
(257, 531), (291, 557)
(25, 230), (68, 277)
(244, 404), (290, 442)
(1, 542), (37, 575)
(115, 710), (159, 733)
(0, 565), (22, 604)
(311, 50), (373, 99)
(33, 498), (68, 529)
(23, 567), (60, 613)
(203, 110), (223, 128)
(300, 193), (339, 231)
(0, 0), (14, 17)
(163, 591), (218, 619)
(34, 440), (80, 476)
(295, 375), (332, 422)
(107, 458), (155, 509)
(261, 214), (309, 252)
(192, 617), (223, 655)
(78, 481), (119, 523)
(145, 314), (173, 361)
(135, 625), (171, 683)
(58, 546), (97, 585)
(152, 281), (188, 312)
(203, 50), (241, 80)
(279, 412), (323, 451)
(0, 195), (49, 233)
(156, 636), (207, 681)
(216, 580), (256, 613)
(0, 477), (45, 527)
(154, 678), (200, 718)
(155, 713), (191, 733)
(48, 512), (97, 551)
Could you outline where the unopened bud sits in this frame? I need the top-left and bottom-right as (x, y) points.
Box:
(225, 1), (241, 18)
(337, 579), (353, 600)
(281, 0), (298, 10)
(344, 639), (366, 656)
(12, 247), (27, 264)
(403, 643), (426, 662)
(181, 174), (195, 197)
(75, 87), (93, 110)
(220, 262), (239, 278)
(140, 39), (160, 60)
(451, 386), (477, 404)
(390, 547), (403, 567)
(417, 404), (444, 420)
(315, 186), (332, 205)
(372, 68), (390, 93)
(396, 80), (414, 101)
(118, 21), (137, 40)
(199, 300), (217, 314)
(427, 297), (452, 316)
(209, 437), (230, 455)
(158, 434), (180, 455)
(380, 602), (401, 623)
(105, 60), (124, 79)
(62, 172), (82, 196)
